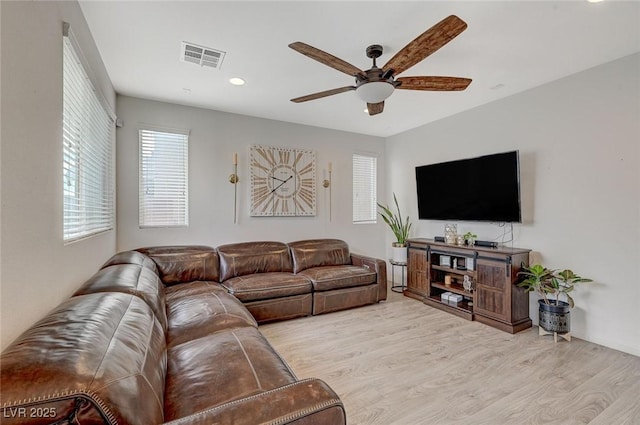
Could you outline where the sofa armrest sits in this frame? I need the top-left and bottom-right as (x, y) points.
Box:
(162, 378), (345, 425)
(351, 253), (387, 301)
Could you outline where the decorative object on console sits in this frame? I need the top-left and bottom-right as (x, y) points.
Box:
(463, 275), (473, 292)
(464, 232), (477, 246)
(518, 264), (592, 342)
(229, 153), (239, 223)
(444, 223), (457, 244)
(456, 234), (465, 246)
(377, 193), (412, 263)
(250, 144), (316, 216)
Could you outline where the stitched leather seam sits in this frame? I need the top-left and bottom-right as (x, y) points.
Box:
(209, 291), (229, 314)
(1, 392), (117, 425)
(231, 330), (263, 392)
(229, 282), (311, 293)
(161, 379), (338, 425)
(90, 304), (165, 418)
(266, 400), (344, 425)
(88, 296), (133, 389)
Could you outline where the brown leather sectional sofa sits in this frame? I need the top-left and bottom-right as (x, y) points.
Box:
(0, 239), (387, 425)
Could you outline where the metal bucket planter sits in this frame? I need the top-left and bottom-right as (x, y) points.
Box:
(538, 299), (571, 333)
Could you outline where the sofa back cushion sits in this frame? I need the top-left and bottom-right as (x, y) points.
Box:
(217, 241), (293, 282)
(288, 239), (351, 273)
(0, 293), (166, 425)
(137, 246), (219, 285)
(101, 250), (158, 274)
(74, 263), (168, 332)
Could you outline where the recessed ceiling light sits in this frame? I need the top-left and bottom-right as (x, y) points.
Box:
(587, 0), (604, 3)
(229, 77), (245, 86)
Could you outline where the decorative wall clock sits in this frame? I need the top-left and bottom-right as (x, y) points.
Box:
(250, 144), (316, 216)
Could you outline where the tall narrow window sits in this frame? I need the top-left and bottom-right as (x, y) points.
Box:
(139, 129), (189, 227)
(63, 24), (114, 243)
(352, 153), (377, 223)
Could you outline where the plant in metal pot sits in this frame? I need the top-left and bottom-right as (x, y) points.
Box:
(518, 264), (592, 337)
(377, 193), (411, 263)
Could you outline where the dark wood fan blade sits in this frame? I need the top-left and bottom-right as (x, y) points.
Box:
(396, 76), (472, 91)
(289, 42), (364, 77)
(291, 86), (356, 103)
(367, 102), (384, 115)
(383, 15), (467, 76)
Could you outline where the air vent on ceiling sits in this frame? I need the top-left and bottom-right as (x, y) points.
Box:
(180, 42), (226, 69)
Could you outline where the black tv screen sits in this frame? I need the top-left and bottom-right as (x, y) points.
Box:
(415, 150), (521, 222)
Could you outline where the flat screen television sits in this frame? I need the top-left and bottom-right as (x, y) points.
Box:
(415, 150), (521, 222)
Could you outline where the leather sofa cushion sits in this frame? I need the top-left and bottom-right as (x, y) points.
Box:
(137, 246), (219, 285)
(164, 326), (297, 421)
(298, 265), (377, 291)
(0, 293), (166, 425)
(288, 239), (351, 273)
(218, 241), (293, 282)
(74, 263), (168, 331)
(221, 272), (312, 302)
(101, 249), (158, 274)
(165, 281), (257, 347)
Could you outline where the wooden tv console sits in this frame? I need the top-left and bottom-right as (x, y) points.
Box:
(406, 238), (532, 334)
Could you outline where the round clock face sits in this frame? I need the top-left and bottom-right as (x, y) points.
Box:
(250, 145), (316, 216)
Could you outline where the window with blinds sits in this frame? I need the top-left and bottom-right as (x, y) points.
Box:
(352, 153), (377, 223)
(63, 26), (114, 243)
(139, 129), (189, 228)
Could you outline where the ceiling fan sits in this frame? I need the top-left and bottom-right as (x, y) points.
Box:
(289, 15), (472, 116)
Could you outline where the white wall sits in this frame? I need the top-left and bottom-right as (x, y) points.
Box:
(115, 96), (387, 258)
(387, 53), (640, 356)
(0, 1), (116, 350)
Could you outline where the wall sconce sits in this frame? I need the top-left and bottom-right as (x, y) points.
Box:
(323, 162), (332, 221)
(229, 153), (239, 223)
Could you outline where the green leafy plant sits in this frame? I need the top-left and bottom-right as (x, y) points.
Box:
(377, 193), (411, 246)
(518, 264), (592, 308)
(463, 232), (477, 245)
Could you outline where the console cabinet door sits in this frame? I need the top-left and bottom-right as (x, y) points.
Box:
(407, 246), (429, 298)
(474, 258), (510, 323)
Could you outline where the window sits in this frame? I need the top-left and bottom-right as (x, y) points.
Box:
(352, 153), (377, 223)
(139, 129), (189, 227)
(63, 24), (114, 243)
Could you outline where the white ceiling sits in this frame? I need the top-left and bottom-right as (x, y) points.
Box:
(79, 1), (640, 138)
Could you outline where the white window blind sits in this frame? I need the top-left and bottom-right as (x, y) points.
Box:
(139, 129), (189, 228)
(63, 26), (114, 243)
(353, 153), (377, 223)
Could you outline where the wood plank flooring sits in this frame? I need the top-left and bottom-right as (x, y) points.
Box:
(260, 290), (640, 425)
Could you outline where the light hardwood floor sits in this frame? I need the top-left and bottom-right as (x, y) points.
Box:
(260, 290), (640, 425)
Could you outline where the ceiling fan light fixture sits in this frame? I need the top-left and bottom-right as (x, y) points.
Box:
(356, 81), (394, 103)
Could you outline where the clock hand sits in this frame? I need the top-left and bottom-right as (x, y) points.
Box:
(270, 176), (286, 183)
(269, 175), (293, 194)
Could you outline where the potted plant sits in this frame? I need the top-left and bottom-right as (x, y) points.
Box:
(518, 264), (592, 336)
(463, 231), (477, 246)
(377, 193), (411, 263)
